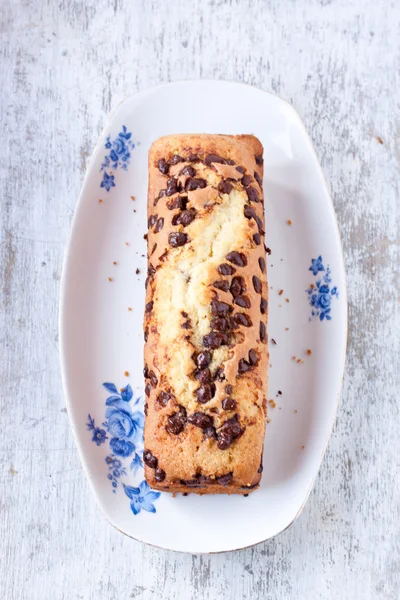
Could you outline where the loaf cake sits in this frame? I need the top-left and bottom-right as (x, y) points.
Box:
(143, 134), (268, 495)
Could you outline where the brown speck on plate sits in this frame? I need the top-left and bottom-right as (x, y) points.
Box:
(124, 371), (129, 377)
(306, 349), (312, 355)
(108, 277), (113, 282)
(278, 289), (283, 296)
(98, 198), (103, 203)
(128, 307), (133, 311)
(376, 136), (383, 144)
(271, 338), (277, 345)
(125, 242), (129, 246)
(266, 247), (272, 255)
(285, 327), (289, 331)
(285, 298), (290, 303)
(301, 445), (305, 449)
(113, 261), (117, 265)
(292, 356), (296, 360)
(136, 268), (140, 274)
(131, 196), (135, 200)
(287, 219), (292, 225)
(268, 399), (276, 408)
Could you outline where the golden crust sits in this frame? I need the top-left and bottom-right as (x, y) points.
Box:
(144, 134), (268, 495)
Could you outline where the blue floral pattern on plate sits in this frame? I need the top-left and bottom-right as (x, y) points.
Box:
(86, 382), (160, 515)
(100, 125), (136, 191)
(306, 256), (339, 321)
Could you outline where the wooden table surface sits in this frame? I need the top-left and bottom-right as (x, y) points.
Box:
(1, 1), (399, 598)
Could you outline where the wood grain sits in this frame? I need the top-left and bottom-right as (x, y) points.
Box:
(0, 0), (399, 598)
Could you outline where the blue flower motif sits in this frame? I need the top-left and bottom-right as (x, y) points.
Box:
(309, 256), (325, 276)
(306, 258), (338, 321)
(86, 382), (161, 512)
(86, 414), (107, 446)
(100, 126), (136, 189)
(123, 481), (161, 515)
(100, 171), (115, 192)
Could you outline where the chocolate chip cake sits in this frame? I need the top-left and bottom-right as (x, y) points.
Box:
(143, 134), (268, 494)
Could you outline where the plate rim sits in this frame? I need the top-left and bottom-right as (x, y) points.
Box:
(59, 79), (348, 553)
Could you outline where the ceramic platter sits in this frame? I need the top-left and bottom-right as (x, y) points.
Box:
(60, 80), (347, 553)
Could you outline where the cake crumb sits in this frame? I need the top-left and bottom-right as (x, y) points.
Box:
(376, 136), (383, 144)
(287, 219), (292, 225)
(128, 307), (133, 311)
(306, 349), (312, 355)
(130, 195), (135, 201)
(125, 242), (129, 246)
(143, 234), (148, 240)
(266, 247), (271, 255)
(268, 399), (276, 408)
(124, 371), (129, 377)
(108, 277), (113, 282)
(278, 289), (284, 296)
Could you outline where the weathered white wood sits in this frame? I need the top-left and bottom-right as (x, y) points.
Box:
(0, 0), (399, 598)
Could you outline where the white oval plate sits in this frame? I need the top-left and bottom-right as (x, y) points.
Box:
(60, 80), (347, 553)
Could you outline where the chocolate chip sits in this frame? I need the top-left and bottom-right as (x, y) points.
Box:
(185, 177), (207, 191)
(180, 165), (196, 177)
(205, 153), (224, 165)
(148, 214), (157, 228)
(188, 412), (214, 429)
(260, 321), (267, 342)
(194, 368), (212, 384)
(236, 166), (245, 174)
(195, 384), (214, 403)
(144, 403), (148, 416)
(211, 317), (229, 332)
(181, 311), (188, 317)
(221, 415), (243, 438)
(203, 332), (227, 348)
(172, 209), (196, 227)
(154, 217), (164, 233)
(167, 407), (187, 435)
(238, 359), (250, 374)
(216, 473), (233, 485)
(213, 367), (224, 382)
(222, 397), (237, 410)
(157, 391), (172, 407)
(255, 155), (264, 166)
(204, 426), (217, 439)
(254, 171), (262, 187)
(242, 174), (252, 187)
(154, 468), (166, 482)
(225, 384), (233, 394)
(170, 154), (184, 165)
(230, 275), (245, 298)
(255, 215), (264, 233)
(217, 431), (232, 450)
(143, 365), (149, 378)
(143, 450), (158, 469)
(167, 196), (184, 210)
(260, 297), (268, 314)
(145, 383), (151, 397)
(169, 232), (188, 247)
(258, 257), (266, 273)
(145, 301), (154, 313)
(253, 233), (261, 245)
(249, 349), (259, 366)
(148, 370), (158, 388)
(244, 205), (257, 219)
(211, 299), (232, 317)
(258, 460), (264, 473)
(252, 275), (262, 294)
(226, 251), (247, 267)
(157, 158), (169, 174)
(218, 180), (233, 194)
(166, 177), (179, 196)
(246, 187), (260, 203)
(232, 313), (252, 327)
(234, 295), (251, 309)
(196, 350), (212, 369)
(217, 263), (236, 276)
(266, 246), (271, 255)
(144, 327), (149, 341)
(182, 320), (191, 329)
(213, 280), (230, 292)
(150, 243), (157, 255)
(188, 153), (200, 162)
(148, 264), (156, 276)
